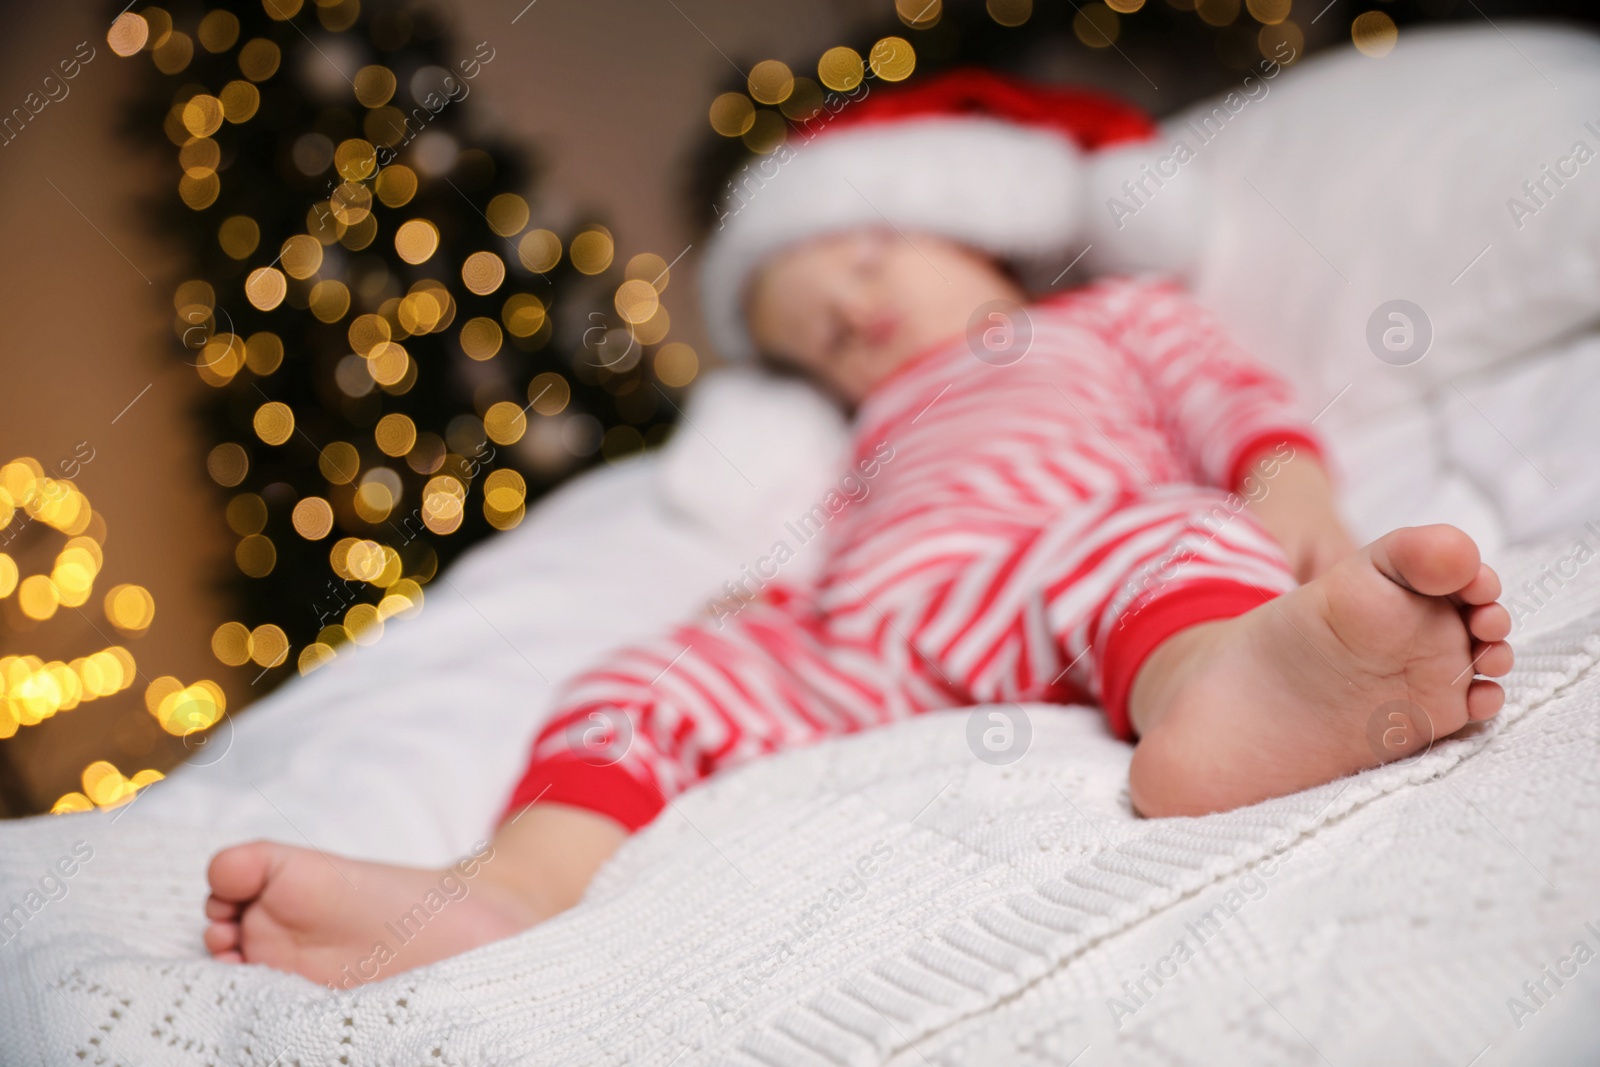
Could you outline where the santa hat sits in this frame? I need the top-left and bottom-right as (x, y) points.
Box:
(699, 67), (1204, 362)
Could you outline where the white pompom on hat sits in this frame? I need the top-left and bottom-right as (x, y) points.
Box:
(699, 67), (1198, 362)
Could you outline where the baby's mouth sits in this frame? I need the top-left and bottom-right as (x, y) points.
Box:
(861, 310), (900, 348)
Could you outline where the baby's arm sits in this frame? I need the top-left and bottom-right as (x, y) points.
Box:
(1094, 277), (1353, 581)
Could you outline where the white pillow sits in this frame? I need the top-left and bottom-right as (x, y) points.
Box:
(656, 367), (848, 584)
(1165, 23), (1600, 431)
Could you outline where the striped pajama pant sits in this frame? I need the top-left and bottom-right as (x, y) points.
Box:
(506, 276), (1322, 831)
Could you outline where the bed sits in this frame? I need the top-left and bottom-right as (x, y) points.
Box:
(4, 23), (1600, 1066)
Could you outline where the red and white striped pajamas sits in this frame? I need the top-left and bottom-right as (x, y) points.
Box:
(506, 276), (1323, 832)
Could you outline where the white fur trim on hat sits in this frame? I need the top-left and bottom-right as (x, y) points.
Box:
(700, 116), (1088, 362)
(1082, 139), (1209, 279)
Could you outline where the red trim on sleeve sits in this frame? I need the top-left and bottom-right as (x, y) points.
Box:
(1224, 431), (1325, 497)
(1099, 580), (1283, 742)
(500, 756), (665, 833)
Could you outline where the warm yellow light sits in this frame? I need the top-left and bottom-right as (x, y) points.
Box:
(334, 138), (378, 181)
(517, 230), (561, 274)
(211, 622), (253, 666)
(1074, 3), (1120, 44)
(18, 574), (58, 620)
(654, 342), (699, 388)
(280, 234), (323, 279)
(1196, 0), (1240, 26)
(1352, 10), (1398, 56)
(527, 372), (571, 415)
(988, 0), (1034, 26)
(318, 441), (360, 485)
(748, 60), (795, 105)
(250, 624), (290, 668)
(235, 534), (276, 577)
(245, 267), (287, 311)
(459, 316), (503, 361)
(502, 294), (547, 338)
(462, 251), (507, 296)
(291, 496), (334, 540)
(219, 80), (260, 123)
(374, 165), (418, 208)
(181, 95), (224, 138)
(298, 643), (337, 675)
(354, 65), (397, 107)
(198, 9), (240, 52)
(484, 402), (528, 446)
(569, 229), (614, 275)
(487, 193), (530, 237)
(253, 401), (295, 446)
(1244, 0), (1287, 22)
(104, 584), (156, 633)
(818, 47), (865, 92)
(708, 93), (756, 138)
(394, 219), (440, 264)
(107, 12), (149, 56)
(345, 603), (384, 646)
(613, 279), (660, 326)
(869, 37), (917, 80)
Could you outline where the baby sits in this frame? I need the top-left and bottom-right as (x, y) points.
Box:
(201, 226), (1512, 987)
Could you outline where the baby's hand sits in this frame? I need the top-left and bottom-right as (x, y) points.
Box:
(1239, 450), (1355, 584)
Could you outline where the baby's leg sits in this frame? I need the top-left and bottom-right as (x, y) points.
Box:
(206, 600), (885, 984)
(1126, 524), (1511, 816)
(204, 803), (625, 986)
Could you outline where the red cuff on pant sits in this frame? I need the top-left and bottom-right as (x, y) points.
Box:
(500, 756), (665, 833)
(1099, 580), (1283, 742)
(1225, 431), (1325, 496)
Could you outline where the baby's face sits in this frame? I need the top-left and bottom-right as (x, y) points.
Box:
(746, 229), (1023, 406)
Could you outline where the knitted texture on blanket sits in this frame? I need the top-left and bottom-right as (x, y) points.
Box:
(2, 543), (1597, 1066)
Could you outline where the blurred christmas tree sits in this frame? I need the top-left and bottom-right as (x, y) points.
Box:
(110, 0), (686, 694)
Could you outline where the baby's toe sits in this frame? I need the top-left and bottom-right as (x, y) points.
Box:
(204, 920), (241, 956)
(205, 895), (240, 922)
(1466, 602), (1511, 643)
(1457, 562), (1502, 606)
(1466, 678), (1505, 721)
(1470, 640), (1513, 678)
(208, 841), (276, 904)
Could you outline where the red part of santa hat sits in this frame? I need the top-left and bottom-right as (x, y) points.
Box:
(817, 67), (1157, 148)
(699, 68), (1188, 362)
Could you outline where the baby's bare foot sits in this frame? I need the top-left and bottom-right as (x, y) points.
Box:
(1127, 524), (1512, 817)
(204, 841), (544, 986)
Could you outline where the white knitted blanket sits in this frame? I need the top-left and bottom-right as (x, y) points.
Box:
(3, 537), (1598, 1066)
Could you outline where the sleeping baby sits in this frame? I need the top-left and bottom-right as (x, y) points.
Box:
(200, 72), (1513, 986)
